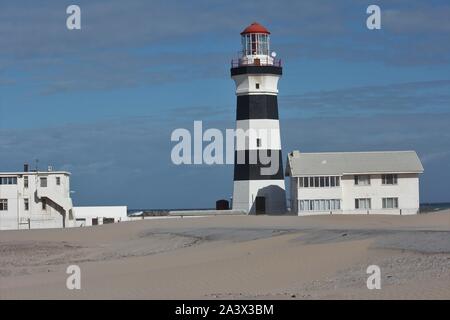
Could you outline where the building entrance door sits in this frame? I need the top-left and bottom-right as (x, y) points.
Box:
(255, 196), (266, 214)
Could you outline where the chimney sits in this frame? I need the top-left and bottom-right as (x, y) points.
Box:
(24, 164), (29, 172)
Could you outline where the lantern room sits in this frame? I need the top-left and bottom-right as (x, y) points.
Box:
(241, 22), (270, 56)
(233, 22), (278, 67)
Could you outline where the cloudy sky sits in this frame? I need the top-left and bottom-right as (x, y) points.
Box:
(1, 0), (449, 208)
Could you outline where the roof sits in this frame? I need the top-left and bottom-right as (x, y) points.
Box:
(286, 150), (424, 176)
(0, 171), (71, 176)
(241, 22), (270, 35)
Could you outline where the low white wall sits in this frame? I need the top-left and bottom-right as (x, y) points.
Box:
(73, 206), (128, 227)
(169, 209), (246, 216)
(298, 208), (418, 216)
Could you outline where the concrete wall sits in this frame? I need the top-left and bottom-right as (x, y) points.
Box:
(292, 173), (420, 216)
(73, 206), (128, 227)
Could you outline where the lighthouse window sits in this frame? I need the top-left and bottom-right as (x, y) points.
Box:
(255, 83), (260, 89)
(256, 138), (261, 147)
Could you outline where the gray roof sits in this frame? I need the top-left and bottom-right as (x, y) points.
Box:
(286, 150), (424, 176)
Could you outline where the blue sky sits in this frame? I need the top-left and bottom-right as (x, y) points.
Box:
(1, 0), (449, 208)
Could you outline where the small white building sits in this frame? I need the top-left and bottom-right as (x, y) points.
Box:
(0, 165), (128, 230)
(73, 206), (128, 227)
(0, 166), (74, 230)
(286, 150), (424, 215)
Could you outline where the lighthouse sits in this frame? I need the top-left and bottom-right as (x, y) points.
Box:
(231, 22), (287, 214)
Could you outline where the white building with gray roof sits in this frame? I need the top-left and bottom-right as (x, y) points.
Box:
(286, 150), (424, 215)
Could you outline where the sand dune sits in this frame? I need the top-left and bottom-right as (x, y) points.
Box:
(0, 211), (449, 299)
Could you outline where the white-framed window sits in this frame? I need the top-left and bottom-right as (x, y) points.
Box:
(56, 177), (61, 186)
(0, 177), (17, 185)
(298, 176), (340, 188)
(42, 198), (47, 210)
(354, 175), (370, 185)
(382, 174), (398, 185)
(355, 198), (371, 210)
(299, 199), (341, 211)
(255, 83), (260, 89)
(256, 138), (261, 148)
(24, 176), (29, 188)
(0, 199), (8, 211)
(40, 177), (47, 188)
(383, 197), (399, 209)
(24, 198), (29, 211)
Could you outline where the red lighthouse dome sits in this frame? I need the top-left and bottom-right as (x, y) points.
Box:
(240, 22), (270, 35)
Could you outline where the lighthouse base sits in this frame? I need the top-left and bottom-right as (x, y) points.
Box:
(232, 180), (287, 214)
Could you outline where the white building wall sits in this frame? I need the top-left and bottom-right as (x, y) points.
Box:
(73, 206), (128, 227)
(341, 173), (419, 215)
(293, 173), (420, 216)
(0, 172), (73, 230)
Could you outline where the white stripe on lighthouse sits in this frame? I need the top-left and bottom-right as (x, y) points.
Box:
(235, 119), (282, 151)
(233, 74), (280, 95)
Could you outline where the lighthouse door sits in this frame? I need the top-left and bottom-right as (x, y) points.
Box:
(255, 196), (266, 214)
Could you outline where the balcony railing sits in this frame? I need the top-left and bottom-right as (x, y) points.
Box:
(231, 57), (282, 68)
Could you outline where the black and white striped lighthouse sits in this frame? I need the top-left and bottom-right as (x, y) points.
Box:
(231, 22), (287, 214)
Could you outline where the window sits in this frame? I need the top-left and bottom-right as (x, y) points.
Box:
(0, 199), (8, 211)
(0, 177), (17, 185)
(298, 177), (303, 188)
(355, 198), (371, 210)
(383, 197), (399, 209)
(354, 175), (370, 185)
(42, 199), (47, 210)
(24, 176), (29, 188)
(314, 177), (320, 188)
(382, 174), (398, 185)
(24, 198), (29, 211)
(330, 176), (336, 187)
(320, 177), (325, 187)
(56, 177), (61, 186)
(256, 138), (261, 148)
(299, 176), (340, 188)
(255, 83), (260, 89)
(299, 199), (341, 211)
(40, 177), (47, 188)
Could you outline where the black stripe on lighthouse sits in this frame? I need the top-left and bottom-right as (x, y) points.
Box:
(236, 95), (279, 120)
(233, 150), (284, 181)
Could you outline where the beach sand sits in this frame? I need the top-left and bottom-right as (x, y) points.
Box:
(1, 210), (449, 299)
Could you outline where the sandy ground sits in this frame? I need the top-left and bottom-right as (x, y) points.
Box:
(0, 211), (449, 299)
